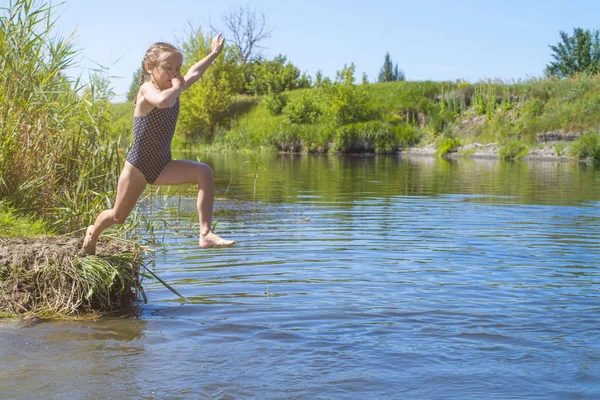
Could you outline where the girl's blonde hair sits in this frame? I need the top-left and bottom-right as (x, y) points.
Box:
(134, 42), (182, 103)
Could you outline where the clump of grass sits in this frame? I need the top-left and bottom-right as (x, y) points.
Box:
(0, 237), (144, 317)
(0, 202), (49, 237)
(569, 132), (600, 164)
(499, 140), (529, 160)
(436, 137), (461, 157)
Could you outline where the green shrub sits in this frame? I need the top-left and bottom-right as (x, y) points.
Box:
(436, 137), (461, 157)
(394, 124), (421, 147)
(283, 94), (322, 124)
(523, 98), (545, 117)
(265, 93), (288, 115)
(499, 140), (528, 160)
(569, 132), (600, 163)
(326, 84), (369, 125)
(333, 121), (395, 153)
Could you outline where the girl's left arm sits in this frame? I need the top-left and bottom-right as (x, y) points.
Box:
(183, 33), (225, 90)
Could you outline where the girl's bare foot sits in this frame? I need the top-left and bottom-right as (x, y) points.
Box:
(83, 225), (96, 255)
(200, 231), (235, 248)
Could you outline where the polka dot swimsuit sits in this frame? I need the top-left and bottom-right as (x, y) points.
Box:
(126, 97), (180, 184)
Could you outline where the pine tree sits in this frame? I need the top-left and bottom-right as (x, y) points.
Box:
(378, 52), (405, 82)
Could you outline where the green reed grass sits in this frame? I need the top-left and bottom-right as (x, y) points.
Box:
(0, 0), (124, 233)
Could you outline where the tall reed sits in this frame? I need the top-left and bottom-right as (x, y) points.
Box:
(0, 0), (121, 233)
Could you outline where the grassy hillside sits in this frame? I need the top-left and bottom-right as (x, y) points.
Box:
(111, 74), (600, 163)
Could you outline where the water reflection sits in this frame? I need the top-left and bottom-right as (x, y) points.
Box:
(202, 153), (600, 206)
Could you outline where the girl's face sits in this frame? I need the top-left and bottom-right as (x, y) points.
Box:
(147, 51), (183, 90)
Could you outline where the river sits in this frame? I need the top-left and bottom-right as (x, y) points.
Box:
(1, 154), (599, 399)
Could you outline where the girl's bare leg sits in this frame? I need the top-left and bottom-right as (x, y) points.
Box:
(154, 159), (235, 248)
(83, 162), (147, 255)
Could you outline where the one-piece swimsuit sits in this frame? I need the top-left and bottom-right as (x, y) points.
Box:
(126, 97), (180, 183)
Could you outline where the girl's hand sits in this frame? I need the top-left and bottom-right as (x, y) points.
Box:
(171, 73), (185, 90)
(211, 33), (225, 55)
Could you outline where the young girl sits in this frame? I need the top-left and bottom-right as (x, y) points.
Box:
(83, 34), (235, 255)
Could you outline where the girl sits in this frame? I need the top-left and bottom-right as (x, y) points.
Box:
(83, 34), (235, 255)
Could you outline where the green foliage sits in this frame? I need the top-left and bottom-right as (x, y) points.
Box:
(472, 83), (499, 119)
(314, 70), (332, 88)
(546, 28), (600, 78)
(440, 83), (471, 118)
(325, 64), (370, 125)
(436, 137), (461, 157)
(177, 27), (243, 144)
(0, 0), (124, 233)
(499, 141), (528, 160)
(333, 121), (396, 153)
(569, 132), (600, 164)
(245, 55), (311, 95)
(109, 101), (134, 145)
(523, 98), (545, 117)
(282, 93), (322, 124)
(219, 74), (600, 156)
(264, 92), (287, 115)
(127, 67), (142, 102)
(394, 124), (421, 147)
(378, 52), (405, 82)
(0, 202), (49, 237)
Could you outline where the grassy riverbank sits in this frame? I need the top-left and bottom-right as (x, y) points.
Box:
(217, 76), (600, 163)
(0, 1), (135, 235)
(110, 74), (600, 164)
(0, 1), (146, 319)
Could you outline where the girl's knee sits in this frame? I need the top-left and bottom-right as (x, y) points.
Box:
(196, 164), (213, 182)
(111, 210), (128, 225)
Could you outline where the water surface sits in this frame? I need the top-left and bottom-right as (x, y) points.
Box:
(1, 155), (599, 399)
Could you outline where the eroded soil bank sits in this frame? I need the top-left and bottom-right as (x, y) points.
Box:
(0, 237), (143, 318)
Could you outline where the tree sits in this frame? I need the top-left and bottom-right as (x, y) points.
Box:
(546, 28), (600, 78)
(176, 26), (244, 143)
(127, 67), (142, 102)
(327, 64), (369, 125)
(245, 55), (311, 95)
(378, 52), (405, 82)
(212, 4), (273, 65)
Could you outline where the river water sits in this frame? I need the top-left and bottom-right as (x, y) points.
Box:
(2, 154), (600, 399)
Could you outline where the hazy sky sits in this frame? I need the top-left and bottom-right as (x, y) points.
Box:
(48, 0), (600, 101)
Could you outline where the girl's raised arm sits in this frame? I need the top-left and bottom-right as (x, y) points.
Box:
(183, 33), (225, 89)
(139, 80), (182, 109)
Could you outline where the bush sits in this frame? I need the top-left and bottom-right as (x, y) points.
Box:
(333, 121), (395, 153)
(283, 94), (322, 124)
(499, 140), (528, 160)
(326, 84), (369, 125)
(394, 124), (421, 147)
(265, 93), (288, 115)
(569, 132), (600, 164)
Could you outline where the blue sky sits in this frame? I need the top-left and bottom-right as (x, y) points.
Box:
(50, 0), (600, 101)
